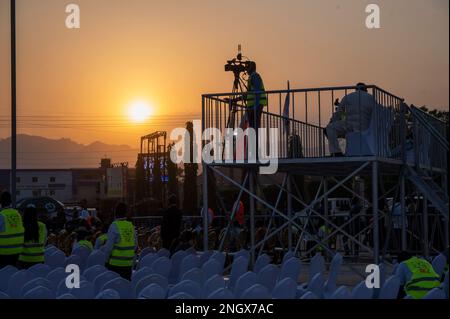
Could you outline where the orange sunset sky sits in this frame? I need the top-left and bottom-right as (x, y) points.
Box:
(0, 0), (448, 164)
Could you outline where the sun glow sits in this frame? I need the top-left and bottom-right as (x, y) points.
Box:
(127, 100), (153, 123)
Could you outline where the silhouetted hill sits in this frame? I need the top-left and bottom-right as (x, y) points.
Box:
(0, 134), (137, 169)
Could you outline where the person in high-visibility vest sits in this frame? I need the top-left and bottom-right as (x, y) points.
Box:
(245, 61), (268, 130)
(317, 223), (331, 256)
(395, 251), (441, 299)
(94, 224), (109, 250)
(0, 191), (24, 269)
(18, 205), (47, 269)
(104, 202), (136, 280)
(72, 227), (94, 252)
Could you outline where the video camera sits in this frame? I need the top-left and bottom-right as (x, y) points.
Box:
(224, 45), (251, 76)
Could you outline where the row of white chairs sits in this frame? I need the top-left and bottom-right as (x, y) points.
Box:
(1, 246), (448, 299)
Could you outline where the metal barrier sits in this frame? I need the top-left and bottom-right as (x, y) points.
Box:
(202, 85), (406, 161)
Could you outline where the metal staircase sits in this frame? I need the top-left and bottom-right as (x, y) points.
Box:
(406, 166), (448, 221)
(406, 105), (448, 221)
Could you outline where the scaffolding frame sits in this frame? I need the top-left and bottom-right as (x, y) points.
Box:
(139, 131), (168, 204)
(201, 85), (448, 270)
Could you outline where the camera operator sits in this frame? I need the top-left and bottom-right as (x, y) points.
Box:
(245, 61), (267, 130)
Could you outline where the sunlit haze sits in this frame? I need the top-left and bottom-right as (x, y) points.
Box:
(0, 0), (448, 166)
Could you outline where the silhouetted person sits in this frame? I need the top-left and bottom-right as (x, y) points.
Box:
(161, 194), (182, 250)
(245, 61), (268, 129)
(0, 191), (24, 269)
(18, 205), (47, 269)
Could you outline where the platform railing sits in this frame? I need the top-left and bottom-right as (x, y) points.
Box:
(409, 106), (448, 170)
(202, 85), (406, 161)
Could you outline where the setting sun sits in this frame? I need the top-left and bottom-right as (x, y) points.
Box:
(127, 100), (153, 123)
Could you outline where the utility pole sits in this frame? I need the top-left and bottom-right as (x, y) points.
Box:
(10, 0), (17, 206)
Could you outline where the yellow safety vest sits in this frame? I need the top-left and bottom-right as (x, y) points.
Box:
(0, 208), (24, 255)
(108, 220), (135, 267)
(78, 239), (93, 251)
(246, 73), (268, 108)
(97, 234), (108, 247)
(404, 257), (441, 299)
(317, 225), (330, 252)
(19, 221), (46, 263)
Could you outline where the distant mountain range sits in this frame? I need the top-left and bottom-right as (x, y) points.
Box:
(0, 134), (137, 169)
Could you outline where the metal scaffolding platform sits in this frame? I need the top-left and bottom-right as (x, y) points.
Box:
(200, 84), (449, 272)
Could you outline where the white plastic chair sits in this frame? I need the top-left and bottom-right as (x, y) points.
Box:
(423, 287), (446, 299)
(85, 250), (106, 269)
(181, 267), (204, 285)
(65, 254), (81, 268)
(95, 288), (120, 299)
(134, 274), (168, 297)
(257, 264), (279, 292)
(28, 264), (51, 278)
(138, 283), (166, 299)
(234, 271), (258, 298)
(330, 286), (351, 299)
(46, 250), (66, 269)
(72, 246), (91, 268)
(254, 254), (270, 274)
(323, 253), (343, 298)
(139, 247), (154, 259)
(23, 286), (53, 299)
(279, 257), (300, 282)
(351, 281), (373, 299)
(70, 280), (95, 299)
(156, 248), (170, 258)
(307, 253), (325, 287)
(307, 273), (324, 299)
(178, 254), (200, 281)
(46, 267), (67, 290)
(138, 253), (158, 270)
(203, 274), (226, 298)
(228, 256), (249, 289)
(168, 292), (195, 299)
(168, 279), (202, 299)
(241, 284), (271, 299)
(346, 104), (393, 157)
(151, 256), (172, 278)
(93, 271), (120, 294)
(101, 277), (134, 299)
(199, 250), (214, 266)
(131, 266), (153, 287)
(0, 265), (18, 293)
(282, 251), (295, 264)
(378, 275), (400, 299)
(208, 287), (234, 299)
(168, 250), (187, 284)
(272, 277), (297, 299)
(234, 249), (250, 262)
(57, 293), (77, 299)
(83, 265), (107, 283)
(202, 259), (222, 280)
(300, 291), (318, 299)
(21, 277), (54, 298)
(211, 251), (226, 269)
(432, 254), (446, 276)
(7, 270), (37, 299)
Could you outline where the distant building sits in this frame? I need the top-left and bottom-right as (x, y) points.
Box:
(0, 167), (136, 208)
(0, 169), (73, 202)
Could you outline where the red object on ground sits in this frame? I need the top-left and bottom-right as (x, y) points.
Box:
(235, 201), (245, 226)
